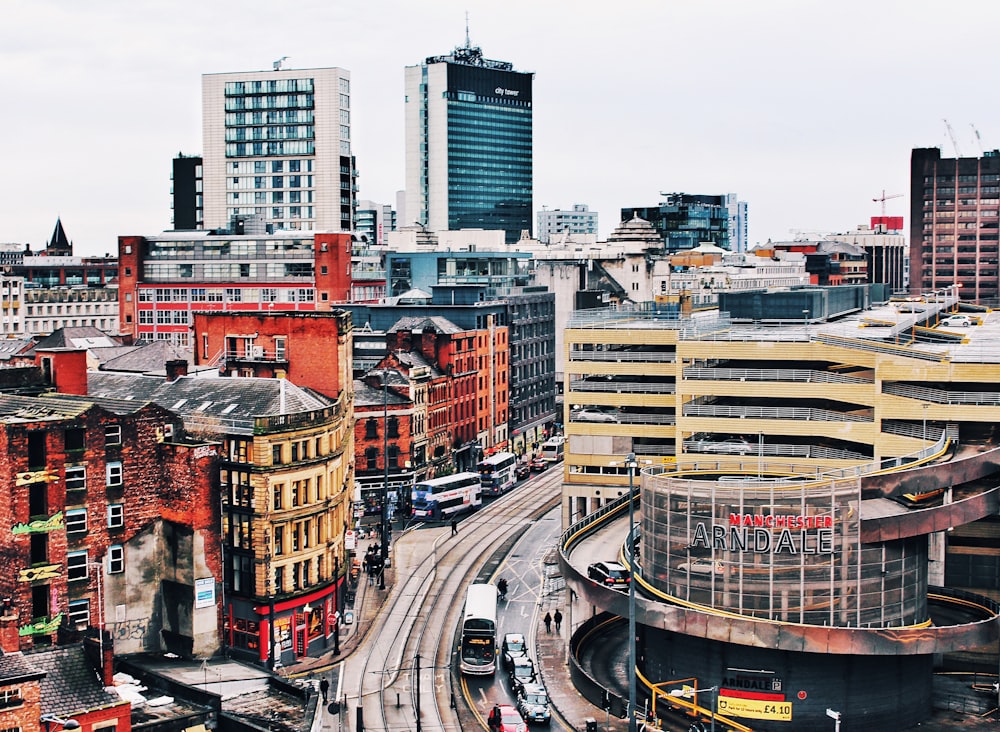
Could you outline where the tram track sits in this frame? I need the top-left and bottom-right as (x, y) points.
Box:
(348, 470), (562, 731)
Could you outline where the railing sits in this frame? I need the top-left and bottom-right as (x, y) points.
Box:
(883, 382), (1000, 406)
(682, 367), (872, 385)
(568, 350), (676, 363)
(222, 348), (288, 363)
(814, 333), (945, 361)
(682, 404), (873, 423)
(882, 420), (947, 441)
(350, 268), (386, 280)
(683, 441), (871, 461)
(570, 413), (676, 426)
(569, 380), (675, 394)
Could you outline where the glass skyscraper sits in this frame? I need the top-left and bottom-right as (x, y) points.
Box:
(405, 43), (533, 243)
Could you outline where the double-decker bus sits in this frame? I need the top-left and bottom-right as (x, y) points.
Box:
(460, 583), (499, 675)
(478, 451), (518, 497)
(411, 472), (482, 521)
(541, 436), (565, 462)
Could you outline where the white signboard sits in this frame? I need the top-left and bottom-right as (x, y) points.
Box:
(195, 577), (216, 609)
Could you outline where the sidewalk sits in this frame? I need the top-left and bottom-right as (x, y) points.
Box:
(282, 561), (396, 680)
(535, 552), (629, 732)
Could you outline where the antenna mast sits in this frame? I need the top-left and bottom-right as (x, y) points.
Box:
(465, 11), (471, 48)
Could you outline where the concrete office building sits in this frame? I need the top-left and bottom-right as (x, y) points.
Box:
(202, 66), (357, 233)
(910, 146), (1000, 302)
(537, 204), (598, 244)
(405, 41), (533, 243)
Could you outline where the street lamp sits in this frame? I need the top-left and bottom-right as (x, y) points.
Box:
(380, 371), (390, 590)
(41, 716), (80, 732)
(922, 403), (930, 445)
(610, 452), (648, 732)
(668, 685), (718, 732)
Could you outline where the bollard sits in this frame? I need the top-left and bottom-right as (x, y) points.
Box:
(396, 692), (400, 708)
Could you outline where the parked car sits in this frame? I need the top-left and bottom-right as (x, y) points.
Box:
(516, 463), (531, 480)
(501, 632), (528, 671)
(704, 438), (752, 454)
(508, 654), (537, 696)
(941, 315), (972, 327)
(571, 408), (618, 423)
(587, 561), (631, 588)
(529, 457), (548, 472)
(516, 683), (551, 725)
(677, 560), (725, 575)
(488, 703), (527, 732)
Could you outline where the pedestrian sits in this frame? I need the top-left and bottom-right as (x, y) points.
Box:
(451, 518), (458, 536)
(553, 608), (563, 632)
(543, 611), (552, 633)
(319, 677), (329, 703)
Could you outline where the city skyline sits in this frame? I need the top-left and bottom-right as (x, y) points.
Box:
(4, 0), (998, 255)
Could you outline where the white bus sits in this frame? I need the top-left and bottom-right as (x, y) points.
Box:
(477, 451), (518, 497)
(460, 583), (499, 675)
(411, 472), (482, 521)
(541, 436), (565, 462)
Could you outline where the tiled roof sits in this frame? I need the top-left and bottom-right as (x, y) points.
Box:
(0, 394), (95, 422)
(353, 378), (411, 407)
(0, 651), (45, 684)
(32, 327), (122, 351)
(97, 342), (196, 374)
(26, 644), (122, 717)
(386, 315), (462, 335)
(87, 372), (334, 433)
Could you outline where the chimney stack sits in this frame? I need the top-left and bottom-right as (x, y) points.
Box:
(0, 598), (20, 653)
(165, 360), (189, 382)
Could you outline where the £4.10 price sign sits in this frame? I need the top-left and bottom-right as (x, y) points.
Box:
(717, 695), (792, 721)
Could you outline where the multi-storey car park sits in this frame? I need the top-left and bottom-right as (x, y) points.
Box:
(558, 284), (1000, 731)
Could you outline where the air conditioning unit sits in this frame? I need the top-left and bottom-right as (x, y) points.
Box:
(251, 346), (265, 359)
(163, 424), (175, 439)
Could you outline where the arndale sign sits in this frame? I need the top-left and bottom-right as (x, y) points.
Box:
(690, 513), (835, 555)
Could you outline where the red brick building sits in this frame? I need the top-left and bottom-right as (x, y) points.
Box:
(190, 310), (353, 401)
(117, 231), (354, 347)
(353, 371), (417, 515)
(0, 349), (222, 659)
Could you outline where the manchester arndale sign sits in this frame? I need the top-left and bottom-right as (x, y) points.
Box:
(690, 513), (835, 555)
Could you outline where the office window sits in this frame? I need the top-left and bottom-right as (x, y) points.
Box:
(108, 545), (124, 574)
(0, 688), (23, 709)
(67, 551), (89, 580)
(66, 508), (87, 535)
(65, 465), (86, 499)
(107, 503), (124, 528)
(68, 599), (90, 628)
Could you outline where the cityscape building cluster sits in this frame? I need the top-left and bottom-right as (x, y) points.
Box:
(3, 32), (999, 732)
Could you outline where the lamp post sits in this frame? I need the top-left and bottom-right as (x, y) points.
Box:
(380, 370), (390, 590)
(922, 403), (930, 445)
(41, 716), (80, 732)
(668, 685), (718, 732)
(612, 452), (640, 732)
(333, 555), (340, 655)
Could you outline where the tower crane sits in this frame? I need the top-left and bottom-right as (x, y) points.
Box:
(971, 124), (984, 155)
(873, 189), (903, 216)
(943, 118), (962, 157)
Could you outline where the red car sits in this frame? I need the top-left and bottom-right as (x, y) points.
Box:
(487, 703), (527, 732)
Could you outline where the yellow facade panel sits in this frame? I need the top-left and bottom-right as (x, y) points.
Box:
(677, 380), (875, 405)
(568, 391), (676, 409)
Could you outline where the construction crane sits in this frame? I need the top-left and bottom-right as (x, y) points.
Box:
(873, 189), (903, 216)
(971, 124), (984, 155)
(943, 118), (962, 157)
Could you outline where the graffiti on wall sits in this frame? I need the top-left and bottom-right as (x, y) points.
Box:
(110, 617), (150, 643)
(18, 563), (60, 582)
(12, 512), (64, 535)
(19, 613), (63, 636)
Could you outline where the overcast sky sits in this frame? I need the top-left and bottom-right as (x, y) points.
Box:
(3, 0), (997, 256)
